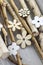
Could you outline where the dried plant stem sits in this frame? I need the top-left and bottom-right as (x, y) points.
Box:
(0, 35), (9, 59)
(19, 0), (39, 36)
(0, 23), (9, 59)
(4, 0), (20, 23)
(26, 0), (41, 16)
(0, 1), (23, 65)
(9, 0), (43, 58)
(2, 27), (7, 36)
(39, 33), (43, 51)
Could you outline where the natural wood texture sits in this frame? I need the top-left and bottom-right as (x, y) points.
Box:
(2, 27), (7, 37)
(26, 0), (43, 56)
(5, 0), (20, 22)
(26, 0), (41, 16)
(1, 7), (15, 42)
(0, 35), (9, 59)
(39, 26), (43, 32)
(19, 0), (39, 36)
(26, 0), (43, 32)
(4, 0), (22, 28)
(0, 0), (23, 65)
(9, 0), (43, 58)
(39, 33), (43, 51)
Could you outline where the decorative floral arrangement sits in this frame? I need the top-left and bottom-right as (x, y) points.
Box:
(0, 0), (43, 65)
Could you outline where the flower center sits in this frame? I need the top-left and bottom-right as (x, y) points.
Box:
(37, 21), (40, 22)
(12, 48), (14, 50)
(23, 38), (25, 40)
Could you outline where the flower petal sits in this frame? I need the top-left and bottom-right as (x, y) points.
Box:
(34, 16), (39, 21)
(25, 40), (31, 45)
(8, 21), (13, 24)
(23, 14), (27, 17)
(24, 8), (28, 11)
(32, 20), (36, 24)
(16, 34), (22, 40)
(39, 17), (43, 25)
(12, 27), (15, 31)
(8, 25), (13, 28)
(22, 30), (27, 38)
(16, 40), (23, 45)
(18, 13), (22, 16)
(16, 25), (21, 30)
(13, 19), (17, 24)
(21, 41), (26, 48)
(40, 21), (43, 26)
(19, 9), (23, 12)
(16, 22), (21, 25)
(35, 23), (40, 28)
(25, 34), (32, 40)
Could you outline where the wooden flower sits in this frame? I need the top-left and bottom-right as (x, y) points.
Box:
(19, 8), (30, 17)
(32, 16), (43, 28)
(8, 19), (21, 31)
(8, 42), (20, 56)
(16, 29), (32, 48)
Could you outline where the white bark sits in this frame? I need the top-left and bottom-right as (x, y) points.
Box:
(39, 33), (43, 51)
(26, 0), (41, 16)
(0, 35), (9, 59)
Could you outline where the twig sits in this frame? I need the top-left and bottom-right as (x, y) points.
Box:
(0, 35), (9, 59)
(39, 33), (43, 51)
(2, 27), (7, 36)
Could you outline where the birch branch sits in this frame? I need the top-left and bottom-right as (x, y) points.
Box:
(2, 27), (7, 37)
(9, 0), (43, 58)
(39, 33), (43, 51)
(26, 0), (41, 16)
(0, 35), (9, 59)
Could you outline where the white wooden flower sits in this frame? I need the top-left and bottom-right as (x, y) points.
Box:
(16, 30), (32, 48)
(32, 16), (43, 28)
(8, 42), (20, 56)
(19, 8), (30, 17)
(8, 19), (21, 31)
(0, 23), (3, 31)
